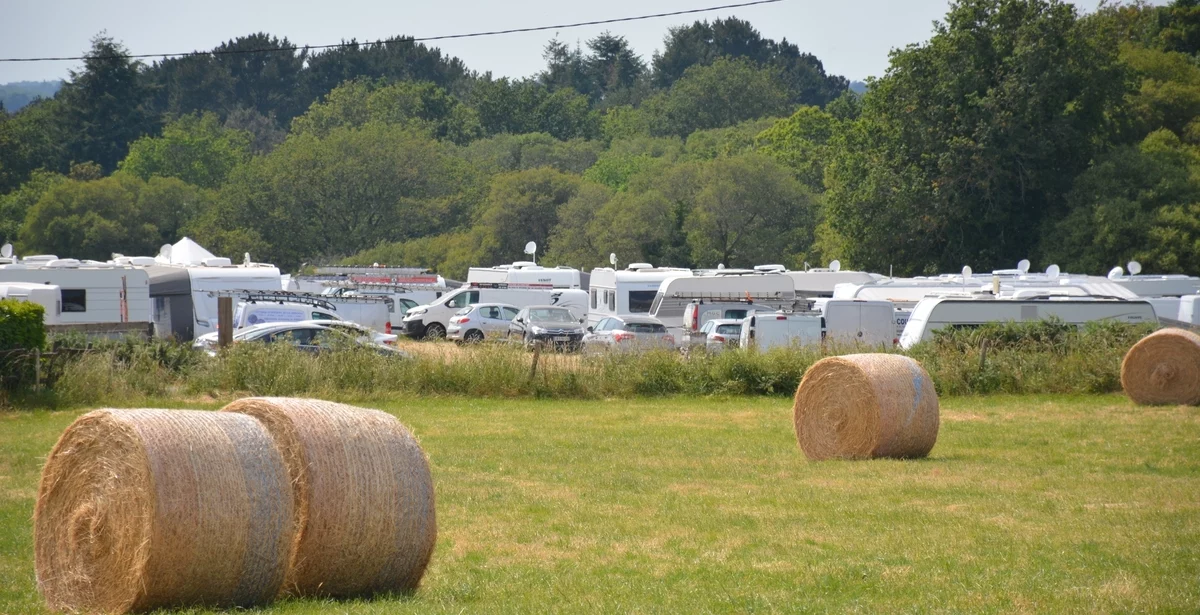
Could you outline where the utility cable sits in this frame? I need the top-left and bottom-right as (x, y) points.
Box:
(0, 0), (785, 63)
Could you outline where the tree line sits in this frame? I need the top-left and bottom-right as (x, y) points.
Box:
(1, 1), (1198, 279)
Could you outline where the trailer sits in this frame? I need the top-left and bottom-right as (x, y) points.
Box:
(587, 264), (693, 328)
(0, 258), (150, 327)
(647, 273), (798, 330)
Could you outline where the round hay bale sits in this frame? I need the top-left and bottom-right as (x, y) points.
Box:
(1121, 328), (1200, 406)
(35, 409), (293, 614)
(220, 398), (436, 598)
(793, 354), (940, 460)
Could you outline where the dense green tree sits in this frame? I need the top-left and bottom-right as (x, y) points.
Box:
(0, 170), (65, 246)
(1120, 44), (1200, 142)
(19, 174), (211, 259)
(1043, 130), (1200, 274)
(544, 181), (614, 267)
(0, 98), (68, 193)
(57, 35), (155, 173)
(756, 106), (837, 191)
(652, 17), (847, 107)
(119, 112), (251, 188)
(643, 58), (792, 137)
(222, 106), (287, 154)
(302, 37), (474, 107)
(476, 168), (582, 263)
(467, 78), (599, 140)
(291, 79), (482, 144)
(825, 0), (1128, 274)
(1157, 0), (1200, 55)
(198, 123), (477, 268)
(682, 118), (776, 161)
(457, 132), (603, 175)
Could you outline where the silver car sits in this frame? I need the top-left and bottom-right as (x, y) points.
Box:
(582, 315), (676, 352)
(447, 303), (520, 343)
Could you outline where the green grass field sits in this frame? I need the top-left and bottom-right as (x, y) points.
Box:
(2, 395), (1198, 614)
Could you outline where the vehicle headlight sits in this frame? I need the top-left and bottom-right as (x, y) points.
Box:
(531, 326), (547, 335)
(407, 308), (427, 317)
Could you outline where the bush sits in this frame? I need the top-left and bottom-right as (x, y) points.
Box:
(0, 299), (46, 350)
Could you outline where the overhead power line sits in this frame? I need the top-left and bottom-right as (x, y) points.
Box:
(0, 0), (785, 63)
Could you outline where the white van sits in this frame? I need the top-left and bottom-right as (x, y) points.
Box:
(402, 285), (589, 339)
(899, 297), (1158, 349)
(819, 299), (897, 347)
(681, 301), (769, 339)
(234, 300), (340, 328)
(739, 312), (823, 350)
(225, 291), (392, 334)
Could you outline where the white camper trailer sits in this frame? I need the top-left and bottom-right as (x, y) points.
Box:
(0, 258), (150, 327)
(756, 261), (876, 298)
(647, 273), (798, 330)
(899, 297), (1157, 349)
(818, 299), (897, 347)
(587, 264), (693, 327)
(0, 282), (62, 324)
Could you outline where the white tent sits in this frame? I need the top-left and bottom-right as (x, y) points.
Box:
(158, 237), (219, 266)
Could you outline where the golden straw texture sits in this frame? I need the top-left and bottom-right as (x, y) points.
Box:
(1121, 328), (1200, 406)
(793, 354), (940, 460)
(221, 398), (437, 598)
(34, 409), (293, 614)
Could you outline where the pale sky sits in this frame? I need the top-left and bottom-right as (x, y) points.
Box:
(0, 0), (1119, 85)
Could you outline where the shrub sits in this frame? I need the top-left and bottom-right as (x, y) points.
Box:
(0, 299), (46, 350)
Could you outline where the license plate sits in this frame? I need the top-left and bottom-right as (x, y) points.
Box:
(554, 336), (569, 341)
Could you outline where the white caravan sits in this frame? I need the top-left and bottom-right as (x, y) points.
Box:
(587, 264), (693, 327)
(1104, 262), (1200, 298)
(0, 283), (62, 324)
(0, 258), (151, 327)
(1178, 295), (1200, 326)
(401, 285), (589, 339)
(754, 262), (876, 298)
(899, 297), (1158, 349)
(127, 237), (283, 340)
(467, 262), (583, 289)
(647, 273), (798, 330)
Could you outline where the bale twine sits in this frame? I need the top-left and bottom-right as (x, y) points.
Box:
(35, 409), (293, 614)
(793, 354), (940, 460)
(1121, 328), (1200, 406)
(220, 398), (436, 598)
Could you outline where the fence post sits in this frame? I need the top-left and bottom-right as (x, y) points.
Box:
(34, 347), (41, 392)
(529, 346), (541, 381)
(218, 297), (234, 349)
(979, 339), (990, 373)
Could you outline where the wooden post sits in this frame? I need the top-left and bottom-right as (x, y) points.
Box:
(529, 346), (541, 381)
(218, 296), (234, 349)
(33, 347), (41, 391)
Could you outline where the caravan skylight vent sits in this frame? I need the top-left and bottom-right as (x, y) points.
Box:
(201, 257), (233, 267)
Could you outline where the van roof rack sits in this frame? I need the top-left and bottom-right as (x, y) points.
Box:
(322, 280), (450, 291)
(671, 291), (788, 302)
(314, 266), (433, 275)
(216, 290), (392, 310)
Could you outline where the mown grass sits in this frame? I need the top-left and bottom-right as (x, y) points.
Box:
(2, 394), (1198, 613)
(0, 321), (1158, 410)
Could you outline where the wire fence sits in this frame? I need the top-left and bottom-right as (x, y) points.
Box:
(0, 345), (92, 392)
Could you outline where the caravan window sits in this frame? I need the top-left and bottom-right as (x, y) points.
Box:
(628, 291), (656, 313)
(608, 291), (616, 311)
(61, 289), (86, 313)
(591, 289), (597, 310)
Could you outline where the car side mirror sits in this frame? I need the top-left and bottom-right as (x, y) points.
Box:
(586, 326), (594, 333)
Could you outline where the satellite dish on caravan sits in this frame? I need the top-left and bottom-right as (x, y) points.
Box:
(829, 259), (842, 273)
(1, 243), (12, 259)
(244, 252), (252, 266)
(1127, 261), (1142, 276)
(524, 241), (537, 255)
(961, 266), (973, 278)
(610, 253), (618, 266)
(1108, 266), (1124, 280)
(1046, 264), (1061, 280)
(158, 243), (173, 262)
(717, 263), (726, 270)
(1017, 259), (1031, 274)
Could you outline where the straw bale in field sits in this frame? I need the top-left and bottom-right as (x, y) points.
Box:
(34, 409), (292, 614)
(793, 354), (940, 460)
(221, 397), (436, 598)
(1121, 328), (1200, 406)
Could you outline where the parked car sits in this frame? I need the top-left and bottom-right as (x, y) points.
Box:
(582, 315), (676, 352)
(301, 319), (398, 346)
(683, 318), (742, 351)
(193, 322), (406, 357)
(447, 303), (521, 343)
(703, 320), (744, 352)
(507, 305), (587, 350)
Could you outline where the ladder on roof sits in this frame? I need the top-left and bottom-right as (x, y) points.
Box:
(314, 266), (433, 275)
(321, 280), (450, 292)
(215, 290), (392, 311)
(667, 291), (791, 302)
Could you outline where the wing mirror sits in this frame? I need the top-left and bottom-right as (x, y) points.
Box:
(586, 326), (594, 333)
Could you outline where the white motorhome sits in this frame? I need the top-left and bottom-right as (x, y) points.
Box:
(647, 273), (798, 330)
(899, 297), (1158, 349)
(0, 282), (62, 324)
(401, 284), (589, 339)
(587, 264), (692, 327)
(753, 262), (876, 298)
(1178, 295), (1200, 326)
(0, 258), (151, 327)
(467, 262), (583, 289)
(1104, 262), (1200, 298)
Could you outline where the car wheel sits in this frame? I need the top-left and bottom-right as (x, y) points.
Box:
(424, 323), (446, 340)
(464, 329), (485, 343)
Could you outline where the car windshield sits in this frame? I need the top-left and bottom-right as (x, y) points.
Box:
(626, 323), (666, 333)
(529, 308), (575, 323)
(716, 324), (741, 335)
